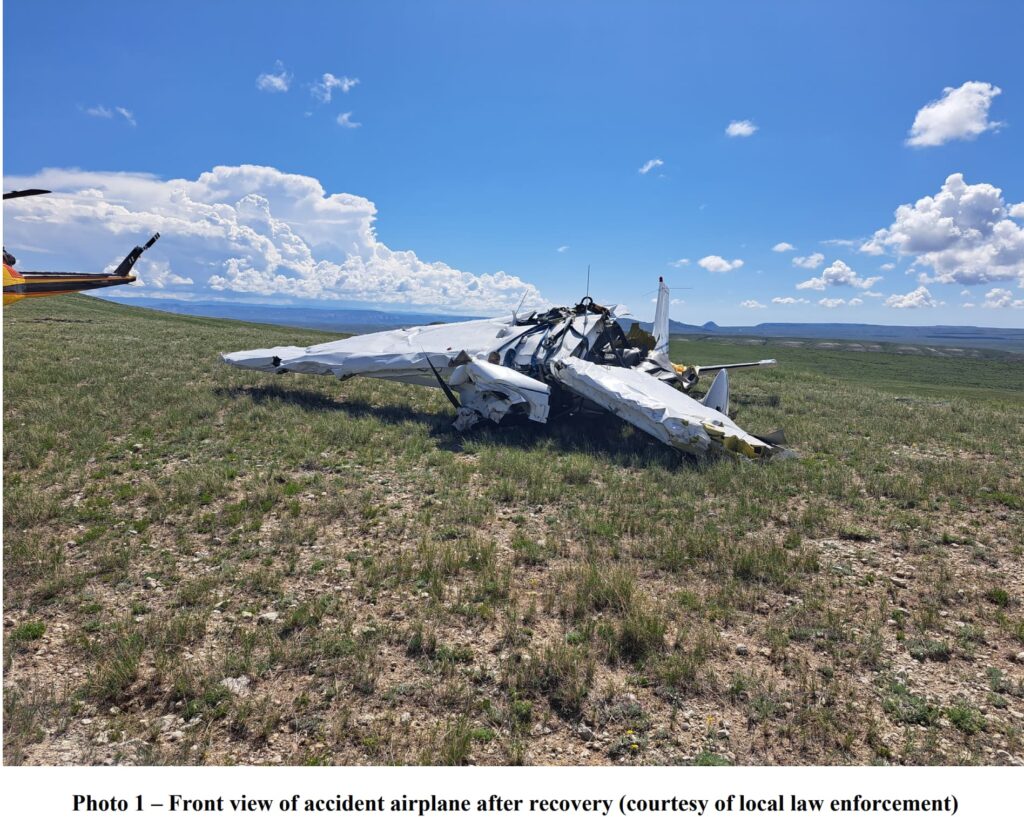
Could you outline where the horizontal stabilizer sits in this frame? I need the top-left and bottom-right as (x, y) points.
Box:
(698, 359), (776, 373)
(759, 428), (787, 446)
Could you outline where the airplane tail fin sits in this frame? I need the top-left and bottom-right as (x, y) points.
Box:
(653, 276), (670, 356)
(701, 368), (729, 414)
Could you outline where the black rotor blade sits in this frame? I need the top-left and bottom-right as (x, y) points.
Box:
(3, 189), (52, 200)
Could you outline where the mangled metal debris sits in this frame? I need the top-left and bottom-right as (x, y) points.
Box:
(223, 278), (784, 459)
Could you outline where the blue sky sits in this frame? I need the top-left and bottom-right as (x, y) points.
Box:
(4, 1), (1024, 325)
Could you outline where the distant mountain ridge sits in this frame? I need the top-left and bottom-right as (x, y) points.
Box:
(657, 319), (1024, 351)
(98, 295), (1024, 352)
(100, 297), (484, 334)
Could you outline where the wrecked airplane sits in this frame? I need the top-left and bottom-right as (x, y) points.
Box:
(222, 278), (784, 459)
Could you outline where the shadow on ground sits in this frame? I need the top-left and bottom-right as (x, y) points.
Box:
(218, 383), (698, 469)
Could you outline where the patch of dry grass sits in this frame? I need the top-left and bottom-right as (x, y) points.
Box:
(4, 295), (1024, 765)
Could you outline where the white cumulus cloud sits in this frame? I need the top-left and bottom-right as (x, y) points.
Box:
(740, 299), (766, 309)
(130, 259), (193, 289)
(772, 297), (809, 305)
(885, 286), (941, 309)
(906, 81), (1003, 147)
(796, 259), (881, 291)
(312, 73), (359, 103)
(638, 158), (664, 175)
(726, 120), (757, 138)
(698, 255), (744, 273)
(792, 252), (824, 269)
(256, 62), (291, 93)
(772, 242), (795, 253)
(2, 164), (545, 313)
(981, 287), (1024, 308)
(336, 112), (361, 129)
(861, 173), (1024, 286)
(818, 298), (846, 308)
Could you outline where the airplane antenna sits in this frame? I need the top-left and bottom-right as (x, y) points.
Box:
(586, 264), (591, 299)
(513, 290), (528, 323)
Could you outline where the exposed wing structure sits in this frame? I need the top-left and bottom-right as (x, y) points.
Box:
(223, 286), (785, 460)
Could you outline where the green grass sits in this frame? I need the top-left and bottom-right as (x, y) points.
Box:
(4, 295), (1023, 766)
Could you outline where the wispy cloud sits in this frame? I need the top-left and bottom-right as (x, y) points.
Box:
(740, 299), (766, 309)
(336, 112), (362, 129)
(772, 296), (809, 305)
(83, 104), (135, 126)
(725, 120), (757, 138)
(669, 258), (690, 268)
(906, 81), (1003, 148)
(556, 245), (569, 253)
(792, 252), (824, 269)
(638, 158), (664, 175)
(818, 297), (862, 308)
(312, 73), (359, 103)
(256, 61), (291, 93)
(772, 242), (794, 253)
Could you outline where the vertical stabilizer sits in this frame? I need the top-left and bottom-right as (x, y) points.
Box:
(653, 276), (670, 356)
(702, 368), (729, 414)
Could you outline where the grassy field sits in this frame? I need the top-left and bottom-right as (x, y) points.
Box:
(4, 295), (1023, 766)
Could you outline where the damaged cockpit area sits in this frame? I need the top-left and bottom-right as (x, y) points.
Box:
(222, 278), (786, 460)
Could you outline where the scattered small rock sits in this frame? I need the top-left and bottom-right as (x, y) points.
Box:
(578, 725), (595, 741)
(222, 676), (251, 697)
(735, 644), (749, 656)
(143, 577), (158, 590)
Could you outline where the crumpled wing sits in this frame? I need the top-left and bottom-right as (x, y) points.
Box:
(549, 357), (774, 459)
(222, 317), (530, 386)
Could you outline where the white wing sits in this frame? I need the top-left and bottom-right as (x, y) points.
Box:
(550, 357), (773, 459)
